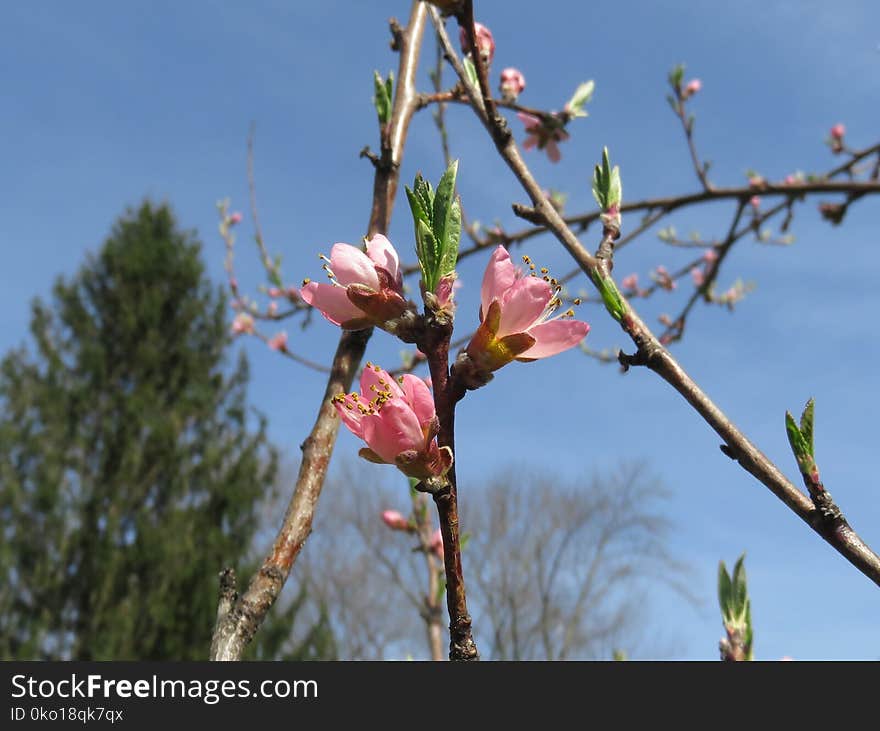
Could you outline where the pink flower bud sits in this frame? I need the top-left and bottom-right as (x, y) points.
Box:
(268, 331), (288, 351)
(459, 21), (495, 64)
(228, 212), (243, 226)
(690, 267), (705, 287)
(267, 301), (278, 315)
(381, 510), (410, 531)
(702, 249), (719, 264)
(267, 287), (281, 298)
(429, 528), (444, 561)
(750, 195), (761, 210)
(621, 273), (639, 292)
(682, 78), (702, 99)
(499, 67), (526, 100)
(830, 123), (845, 140)
(286, 286), (301, 301)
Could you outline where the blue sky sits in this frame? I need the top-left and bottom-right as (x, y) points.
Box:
(3, 1), (879, 659)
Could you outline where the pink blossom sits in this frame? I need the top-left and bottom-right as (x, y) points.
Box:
(459, 21), (495, 63)
(267, 301), (278, 316)
(381, 510), (410, 531)
(268, 331), (287, 351)
(749, 195), (761, 210)
(702, 249), (719, 264)
(429, 528), (444, 562)
(464, 246), (590, 374)
(267, 287), (281, 298)
(228, 211), (243, 226)
(682, 78), (702, 99)
(783, 174), (797, 185)
(653, 265), (676, 291)
(231, 312), (254, 335)
(517, 112), (569, 163)
(333, 363), (452, 480)
(690, 267), (705, 287)
(748, 175), (765, 189)
(620, 273), (639, 293)
(301, 234), (408, 329)
(499, 67), (526, 100)
(830, 123), (845, 140)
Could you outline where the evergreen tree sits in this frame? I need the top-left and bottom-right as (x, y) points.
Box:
(0, 201), (333, 660)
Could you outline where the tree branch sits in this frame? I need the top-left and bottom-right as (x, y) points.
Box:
(431, 4), (880, 588)
(210, 1), (430, 660)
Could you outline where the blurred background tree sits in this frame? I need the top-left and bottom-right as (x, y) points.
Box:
(0, 201), (334, 660)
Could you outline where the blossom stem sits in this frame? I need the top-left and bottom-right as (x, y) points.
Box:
(420, 315), (478, 661)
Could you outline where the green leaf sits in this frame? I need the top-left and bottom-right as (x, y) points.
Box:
(565, 80), (595, 118)
(463, 56), (479, 89)
(743, 598), (754, 660)
(372, 71), (392, 125)
(785, 410), (810, 462)
(665, 93), (679, 114)
(800, 398), (815, 458)
(416, 219), (439, 291)
(668, 64), (685, 89)
(405, 183), (430, 230)
(731, 554), (747, 615)
(592, 147), (621, 210)
(717, 560), (732, 616)
(589, 269), (626, 321)
(432, 160), (461, 280)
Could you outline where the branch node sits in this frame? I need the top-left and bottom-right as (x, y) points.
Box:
(389, 17), (404, 51)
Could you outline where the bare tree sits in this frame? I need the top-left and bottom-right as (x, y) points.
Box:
(465, 462), (688, 660)
(277, 459), (686, 660)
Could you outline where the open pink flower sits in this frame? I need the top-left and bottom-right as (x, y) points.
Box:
(301, 234), (408, 329)
(517, 112), (569, 163)
(381, 510), (410, 531)
(231, 312), (254, 335)
(464, 246), (589, 374)
(333, 363), (452, 480)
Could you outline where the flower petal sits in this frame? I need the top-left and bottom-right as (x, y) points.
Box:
(329, 243), (380, 289)
(365, 234), (402, 289)
(333, 394), (366, 438)
(480, 246), (517, 317)
(399, 374), (435, 428)
(496, 276), (551, 337)
(301, 282), (366, 326)
(518, 319), (590, 359)
(545, 139), (561, 163)
(363, 400), (423, 463)
(517, 111), (541, 131)
(360, 363), (404, 401)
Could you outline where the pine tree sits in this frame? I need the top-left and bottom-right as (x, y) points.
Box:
(0, 201), (334, 660)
